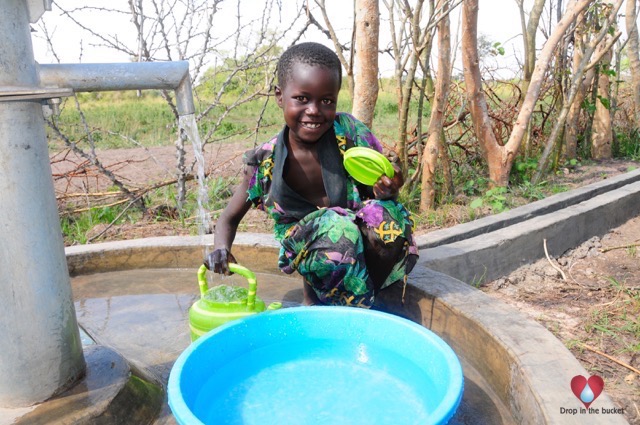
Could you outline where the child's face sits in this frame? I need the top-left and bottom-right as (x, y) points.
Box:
(275, 62), (340, 146)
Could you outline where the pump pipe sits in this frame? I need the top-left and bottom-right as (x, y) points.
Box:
(38, 61), (195, 116)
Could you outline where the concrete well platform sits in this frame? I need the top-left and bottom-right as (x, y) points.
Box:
(6, 168), (639, 424)
(59, 168), (640, 425)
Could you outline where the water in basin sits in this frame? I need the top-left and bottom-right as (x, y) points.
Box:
(71, 268), (515, 424)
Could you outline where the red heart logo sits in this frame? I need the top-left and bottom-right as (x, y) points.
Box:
(571, 375), (604, 408)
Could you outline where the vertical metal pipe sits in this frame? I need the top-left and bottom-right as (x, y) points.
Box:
(0, 0), (85, 407)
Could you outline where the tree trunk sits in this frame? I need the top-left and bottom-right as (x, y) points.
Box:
(591, 0), (617, 159)
(626, 0), (640, 125)
(500, 0), (595, 184)
(397, 0), (428, 171)
(551, 19), (572, 167)
(516, 0), (545, 158)
(461, 0), (509, 185)
(383, 0), (407, 118)
(564, 13), (589, 159)
(515, 0), (546, 86)
(526, 0), (546, 80)
(410, 56), (431, 189)
(352, 0), (380, 128)
(420, 0), (451, 212)
(533, 0), (623, 183)
(611, 38), (624, 155)
(591, 47), (613, 158)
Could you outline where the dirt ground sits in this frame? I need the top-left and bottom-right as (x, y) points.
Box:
(50, 140), (251, 194)
(51, 145), (640, 423)
(481, 217), (640, 424)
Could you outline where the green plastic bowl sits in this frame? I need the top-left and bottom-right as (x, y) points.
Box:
(343, 147), (394, 186)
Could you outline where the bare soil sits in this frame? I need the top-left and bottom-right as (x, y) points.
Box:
(481, 218), (640, 424)
(51, 145), (640, 422)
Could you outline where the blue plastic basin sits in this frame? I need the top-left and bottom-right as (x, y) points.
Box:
(168, 306), (463, 425)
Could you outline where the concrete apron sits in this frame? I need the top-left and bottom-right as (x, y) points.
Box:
(59, 170), (640, 425)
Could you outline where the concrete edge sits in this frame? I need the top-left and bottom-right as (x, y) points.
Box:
(415, 167), (640, 248)
(64, 237), (624, 424)
(65, 233), (280, 276)
(422, 180), (640, 285)
(404, 266), (626, 425)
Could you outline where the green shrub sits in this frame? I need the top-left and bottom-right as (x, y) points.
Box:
(615, 129), (640, 160)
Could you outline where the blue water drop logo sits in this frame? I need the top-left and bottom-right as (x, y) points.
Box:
(571, 375), (604, 408)
(580, 384), (595, 403)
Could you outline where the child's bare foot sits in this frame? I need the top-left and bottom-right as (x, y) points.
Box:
(302, 279), (321, 306)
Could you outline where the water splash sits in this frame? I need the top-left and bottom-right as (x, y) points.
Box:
(179, 114), (211, 253)
(204, 285), (248, 303)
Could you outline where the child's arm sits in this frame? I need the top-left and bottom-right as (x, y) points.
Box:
(372, 164), (404, 200)
(205, 166), (254, 275)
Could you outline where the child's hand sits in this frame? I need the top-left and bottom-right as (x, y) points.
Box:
(204, 248), (237, 275)
(373, 164), (404, 200)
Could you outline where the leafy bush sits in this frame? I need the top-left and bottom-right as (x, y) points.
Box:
(510, 158), (538, 185)
(469, 186), (509, 213)
(615, 129), (640, 160)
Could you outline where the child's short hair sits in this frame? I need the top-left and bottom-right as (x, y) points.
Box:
(276, 42), (342, 88)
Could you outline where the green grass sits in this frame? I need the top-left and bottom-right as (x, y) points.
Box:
(59, 174), (239, 244)
(51, 91), (176, 149)
(61, 204), (139, 244)
(584, 277), (640, 354)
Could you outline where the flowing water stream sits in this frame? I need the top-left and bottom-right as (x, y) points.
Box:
(179, 113), (212, 256)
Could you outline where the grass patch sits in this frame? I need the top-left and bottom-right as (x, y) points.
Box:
(61, 205), (140, 244)
(584, 277), (640, 354)
(59, 175), (239, 245)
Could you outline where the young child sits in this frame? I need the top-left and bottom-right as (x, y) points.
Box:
(206, 42), (418, 308)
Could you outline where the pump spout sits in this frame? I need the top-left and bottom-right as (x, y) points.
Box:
(37, 61), (195, 116)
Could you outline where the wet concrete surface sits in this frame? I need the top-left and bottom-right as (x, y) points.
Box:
(8, 346), (129, 425)
(73, 268), (304, 424)
(72, 268), (515, 424)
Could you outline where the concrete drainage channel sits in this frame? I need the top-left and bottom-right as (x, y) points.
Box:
(418, 167), (640, 286)
(53, 169), (639, 424)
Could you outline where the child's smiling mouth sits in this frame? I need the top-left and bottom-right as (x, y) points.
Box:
(300, 122), (322, 129)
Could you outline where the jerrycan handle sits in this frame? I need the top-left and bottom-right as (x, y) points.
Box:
(197, 263), (258, 310)
(197, 264), (209, 297)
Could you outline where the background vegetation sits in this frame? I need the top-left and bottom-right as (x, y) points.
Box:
(40, 0), (640, 245)
(49, 74), (638, 245)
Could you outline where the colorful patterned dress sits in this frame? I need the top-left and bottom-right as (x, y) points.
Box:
(244, 112), (418, 307)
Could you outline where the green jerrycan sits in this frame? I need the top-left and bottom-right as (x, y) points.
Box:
(189, 263), (282, 341)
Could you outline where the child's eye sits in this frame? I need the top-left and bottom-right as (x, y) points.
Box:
(295, 96), (308, 102)
(322, 99), (335, 105)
